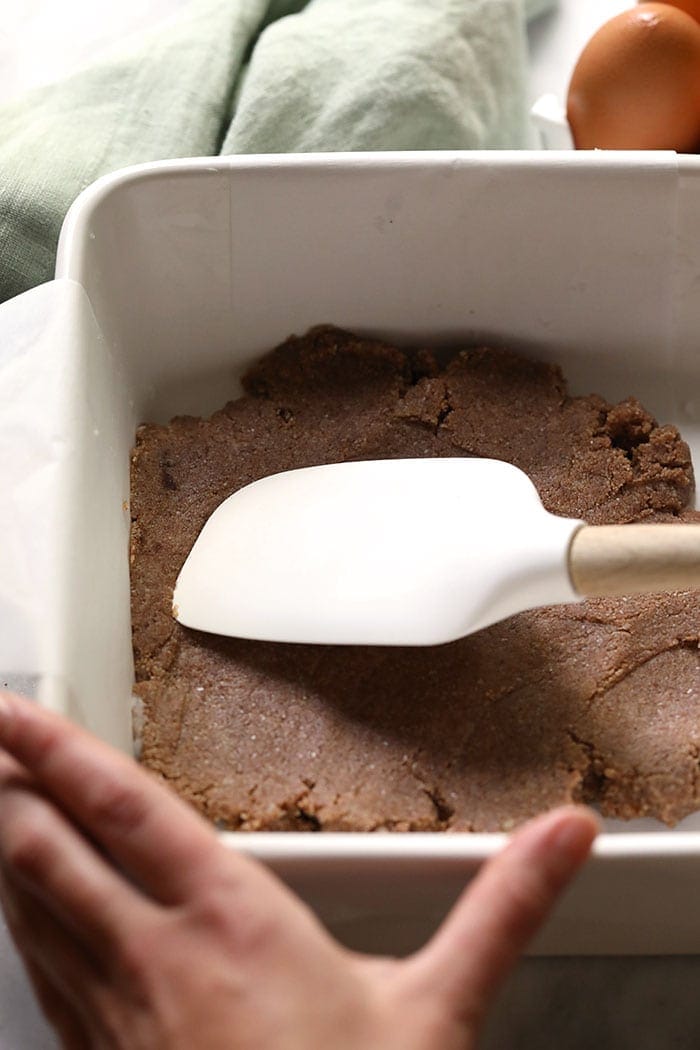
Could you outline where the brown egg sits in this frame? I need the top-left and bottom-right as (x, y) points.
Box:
(640, 0), (700, 24)
(567, 3), (700, 150)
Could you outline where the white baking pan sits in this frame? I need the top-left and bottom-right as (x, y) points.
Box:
(3, 151), (700, 953)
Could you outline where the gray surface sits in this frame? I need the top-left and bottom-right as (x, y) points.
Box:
(483, 958), (700, 1048)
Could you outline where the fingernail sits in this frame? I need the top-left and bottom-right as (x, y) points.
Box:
(546, 808), (599, 862)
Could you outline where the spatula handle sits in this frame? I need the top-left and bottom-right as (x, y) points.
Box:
(568, 523), (700, 598)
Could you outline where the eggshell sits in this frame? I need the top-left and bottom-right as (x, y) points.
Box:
(639, 0), (700, 24)
(567, 3), (700, 150)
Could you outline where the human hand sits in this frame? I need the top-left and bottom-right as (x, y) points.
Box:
(0, 691), (597, 1050)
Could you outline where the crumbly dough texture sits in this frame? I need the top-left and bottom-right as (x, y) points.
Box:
(131, 327), (700, 831)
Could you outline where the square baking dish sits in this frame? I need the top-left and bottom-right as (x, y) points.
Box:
(3, 151), (700, 954)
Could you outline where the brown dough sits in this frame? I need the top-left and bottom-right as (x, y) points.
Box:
(130, 327), (699, 831)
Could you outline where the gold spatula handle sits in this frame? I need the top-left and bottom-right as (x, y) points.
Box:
(569, 523), (700, 598)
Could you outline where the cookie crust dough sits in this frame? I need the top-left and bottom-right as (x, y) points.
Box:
(131, 327), (699, 831)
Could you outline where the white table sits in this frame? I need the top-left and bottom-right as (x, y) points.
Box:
(5, 3), (695, 1047)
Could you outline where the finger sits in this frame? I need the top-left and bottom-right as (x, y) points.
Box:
(23, 957), (93, 1050)
(23, 957), (92, 1050)
(0, 775), (156, 954)
(0, 691), (223, 903)
(405, 806), (598, 1027)
(6, 934), (92, 1050)
(0, 695), (333, 964)
(1, 869), (99, 1042)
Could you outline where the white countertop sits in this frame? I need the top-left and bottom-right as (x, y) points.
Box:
(3, 3), (696, 1048)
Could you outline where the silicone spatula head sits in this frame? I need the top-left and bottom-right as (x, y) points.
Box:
(173, 458), (583, 646)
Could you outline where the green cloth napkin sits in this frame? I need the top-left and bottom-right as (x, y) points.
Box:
(0, 0), (554, 303)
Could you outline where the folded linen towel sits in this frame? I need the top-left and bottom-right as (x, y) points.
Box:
(0, 0), (555, 303)
(226, 0), (535, 153)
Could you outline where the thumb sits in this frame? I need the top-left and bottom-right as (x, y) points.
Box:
(403, 806), (598, 1029)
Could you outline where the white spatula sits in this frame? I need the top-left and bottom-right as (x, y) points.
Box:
(173, 458), (700, 646)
